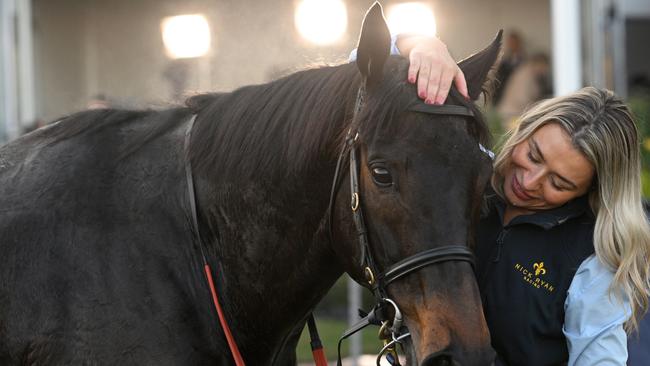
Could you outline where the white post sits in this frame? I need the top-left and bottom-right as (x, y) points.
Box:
(83, 4), (99, 102)
(0, 3), (5, 142)
(347, 276), (362, 366)
(551, 0), (583, 96)
(17, 0), (36, 128)
(611, 0), (627, 98)
(1, 0), (20, 140)
(585, 0), (607, 88)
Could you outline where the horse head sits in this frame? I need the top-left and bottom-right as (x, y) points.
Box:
(330, 4), (501, 365)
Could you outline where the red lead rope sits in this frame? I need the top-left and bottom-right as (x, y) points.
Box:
(188, 116), (324, 365)
(204, 264), (246, 366)
(308, 314), (329, 366)
(204, 263), (328, 366)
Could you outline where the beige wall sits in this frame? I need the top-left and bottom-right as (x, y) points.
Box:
(32, 0), (551, 122)
(33, 0), (86, 122)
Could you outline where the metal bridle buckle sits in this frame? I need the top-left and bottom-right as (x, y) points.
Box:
(351, 192), (360, 212)
(375, 299), (409, 366)
(364, 266), (375, 286)
(378, 321), (399, 366)
(377, 332), (411, 366)
(383, 298), (403, 334)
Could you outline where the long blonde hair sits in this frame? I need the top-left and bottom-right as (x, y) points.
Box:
(492, 87), (650, 332)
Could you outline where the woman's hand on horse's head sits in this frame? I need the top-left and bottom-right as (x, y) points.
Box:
(397, 34), (469, 104)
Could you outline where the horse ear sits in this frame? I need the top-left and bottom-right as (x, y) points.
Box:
(458, 30), (503, 101)
(356, 2), (391, 89)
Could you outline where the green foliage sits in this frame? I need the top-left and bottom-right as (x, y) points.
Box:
(642, 170), (650, 199)
(296, 275), (389, 362)
(295, 317), (386, 362)
(481, 106), (509, 155)
(312, 275), (375, 318)
(630, 96), (650, 166)
(629, 95), (650, 198)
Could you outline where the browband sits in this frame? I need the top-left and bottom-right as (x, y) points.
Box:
(408, 102), (475, 117)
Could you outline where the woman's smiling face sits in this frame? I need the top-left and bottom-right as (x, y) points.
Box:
(503, 123), (595, 211)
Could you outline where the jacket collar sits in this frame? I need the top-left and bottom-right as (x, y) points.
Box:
(489, 193), (592, 230)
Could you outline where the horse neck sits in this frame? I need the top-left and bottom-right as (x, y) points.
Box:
(191, 65), (360, 359)
(195, 165), (344, 357)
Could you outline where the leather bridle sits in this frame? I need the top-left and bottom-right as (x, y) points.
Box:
(328, 83), (478, 366)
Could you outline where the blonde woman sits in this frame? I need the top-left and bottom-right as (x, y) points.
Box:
(389, 36), (650, 365)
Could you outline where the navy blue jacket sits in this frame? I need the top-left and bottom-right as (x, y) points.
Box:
(476, 193), (595, 365)
(628, 314), (650, 365)
(627, 201), (650, 365)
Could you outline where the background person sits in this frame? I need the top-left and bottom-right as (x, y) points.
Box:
(496, 53), (551, 128)
(493, 30), (527, 105)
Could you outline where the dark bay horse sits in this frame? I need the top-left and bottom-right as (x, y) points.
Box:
(0, 5), (500, 365)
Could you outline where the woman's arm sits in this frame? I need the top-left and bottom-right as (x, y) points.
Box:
(563, 255), (631, 365)
(395, 34), (469, 104)
(349, 34), (468, 104)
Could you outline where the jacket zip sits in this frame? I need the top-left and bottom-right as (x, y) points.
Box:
(492, 229), (508, 262)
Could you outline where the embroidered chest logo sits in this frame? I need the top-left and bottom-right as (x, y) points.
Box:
(533, 262), (546, 276)
(514, 262), (555, 293)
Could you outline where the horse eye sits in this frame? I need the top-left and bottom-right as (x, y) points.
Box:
(371, 167), (393, 186)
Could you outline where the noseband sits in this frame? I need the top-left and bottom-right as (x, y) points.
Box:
(329, 84), (477, 366)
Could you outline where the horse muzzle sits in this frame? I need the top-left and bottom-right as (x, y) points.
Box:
(420, 348), (496, 366)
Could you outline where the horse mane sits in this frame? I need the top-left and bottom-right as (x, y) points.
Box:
(36, 107), (190, 161)
(187, 56), (489, 183)
(35, 56), (488, 182)
(186, 62), (361, 183)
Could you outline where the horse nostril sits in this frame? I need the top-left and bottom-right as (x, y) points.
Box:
(436, 355), (452, 366)
(421, 353), (453, 366)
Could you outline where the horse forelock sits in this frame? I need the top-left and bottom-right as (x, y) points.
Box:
(358, 57), (491, 150)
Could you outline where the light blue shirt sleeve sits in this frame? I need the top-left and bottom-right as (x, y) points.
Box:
(348, 34), (401, 62)
(563, 254), (631, 366)
(479, 144), (495, 159)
